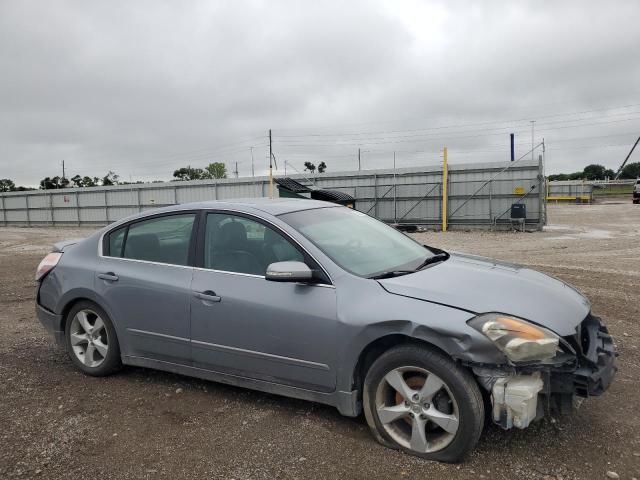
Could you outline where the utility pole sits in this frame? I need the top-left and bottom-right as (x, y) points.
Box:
(250, 146), (255, 177)
(510, 133), (515, 162)
(234, 162), (239, 178)
(269, 129), (273, 198)
(442, 146), (448, 232)
(358, 148), (361, 171)
(530, 120), (536, 162)
(393, 151), (397, 223)
(614, 135), (640, 180)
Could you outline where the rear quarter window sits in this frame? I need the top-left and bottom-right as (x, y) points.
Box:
(107, 226), (126, 257)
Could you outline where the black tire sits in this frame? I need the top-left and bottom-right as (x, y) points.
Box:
(363, 344), (484, 463)
(64, 300), (122, 376)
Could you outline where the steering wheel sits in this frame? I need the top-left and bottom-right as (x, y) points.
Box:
(222, 250), (263, 275)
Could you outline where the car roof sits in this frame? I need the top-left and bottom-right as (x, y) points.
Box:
(96, 198), (342, 241)
(182, 197), (338, 216)
(110, 198), (339, 227)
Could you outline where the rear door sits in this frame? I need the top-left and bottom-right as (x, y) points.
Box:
(96, 212), (197, 363)
(189, 211), (339, 392)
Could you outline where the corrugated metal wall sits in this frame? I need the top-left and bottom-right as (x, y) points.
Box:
(0, 160), (544, 230)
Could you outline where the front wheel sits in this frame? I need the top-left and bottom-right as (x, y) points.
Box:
(64, 301), (122, 376)
(363, 345), (484, 463)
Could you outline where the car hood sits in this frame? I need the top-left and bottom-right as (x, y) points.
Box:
(378, 252), (590, 336)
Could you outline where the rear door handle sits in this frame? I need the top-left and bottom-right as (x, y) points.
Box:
(98, 272), (119, 282)
(194, 290), (221, 303)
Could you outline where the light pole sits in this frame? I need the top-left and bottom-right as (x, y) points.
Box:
(530, 120), (536, 161)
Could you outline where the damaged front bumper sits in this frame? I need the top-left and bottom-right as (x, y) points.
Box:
(473, 313), (617, 430)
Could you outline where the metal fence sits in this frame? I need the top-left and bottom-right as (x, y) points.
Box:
(0, 159), (544, 230)
(546, 181), (594, 203)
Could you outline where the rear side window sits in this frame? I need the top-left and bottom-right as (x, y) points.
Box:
(105, 214), (196, 266)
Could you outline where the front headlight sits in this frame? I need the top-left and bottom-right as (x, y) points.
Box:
(468, 313), (560, 363)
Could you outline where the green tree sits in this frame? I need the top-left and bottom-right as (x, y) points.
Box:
(0, 178), (16, 192)
(204, 162), (227, 179)
(620, 162), (640, 179)
(318, 161), (327, 173)
(40, 176), (63, 189)
(102, 171), (119, 186)
(582, 164), (608, 180)
(304, 161), (316, 174)
(173, 167), (205, 181)
(71, 175), (83, 187)
(78, 176), (96, 187)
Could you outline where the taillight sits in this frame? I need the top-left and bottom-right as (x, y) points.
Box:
(36, 252), (62, 281)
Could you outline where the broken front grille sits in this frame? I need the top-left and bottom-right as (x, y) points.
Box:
(565, 313), (617, 397)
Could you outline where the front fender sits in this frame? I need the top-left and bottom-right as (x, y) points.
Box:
(333, 279), (507, 393)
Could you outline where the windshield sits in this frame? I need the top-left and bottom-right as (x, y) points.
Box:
(279, 207), (433, 277)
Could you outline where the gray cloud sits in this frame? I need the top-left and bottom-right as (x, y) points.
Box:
(1, 0), (639, 186)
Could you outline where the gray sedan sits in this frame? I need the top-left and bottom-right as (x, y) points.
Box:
(35, 199), (617, 462)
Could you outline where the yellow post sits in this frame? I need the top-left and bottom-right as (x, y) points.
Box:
(442, 146), (448, 232)
(546, 177), (549, 201)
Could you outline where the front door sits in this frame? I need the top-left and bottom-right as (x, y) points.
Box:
(96, 212), (197, 363)
(190, 212), (338, 392)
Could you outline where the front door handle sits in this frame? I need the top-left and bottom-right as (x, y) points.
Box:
(98, 272), (119, 282)
(194, 290), (222, 303)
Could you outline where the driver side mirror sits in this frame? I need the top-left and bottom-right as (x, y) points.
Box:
(265, 261), (314, 282)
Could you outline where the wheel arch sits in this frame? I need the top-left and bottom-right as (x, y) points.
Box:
(351, 333), (456, 399)
(57, 290), (117, 335)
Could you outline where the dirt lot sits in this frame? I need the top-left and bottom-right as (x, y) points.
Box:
(1, 202), (639, 479)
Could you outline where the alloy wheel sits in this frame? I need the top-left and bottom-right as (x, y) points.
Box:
(69, 309), (109, 368)
(375, 366), (459, 453)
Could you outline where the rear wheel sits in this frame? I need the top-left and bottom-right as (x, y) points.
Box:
(363, 345), (484, 463)
(64, 301), (122, 376)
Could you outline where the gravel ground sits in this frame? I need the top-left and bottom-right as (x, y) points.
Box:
(0, 202), (639, 480)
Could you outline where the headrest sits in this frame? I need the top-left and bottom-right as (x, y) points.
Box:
(216, 221), (247, 248)
(125, 233), (160, 260)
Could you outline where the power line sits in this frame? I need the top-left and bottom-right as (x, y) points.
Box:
(274, 113), (640, 147)
(273, 100), (640, 134)
(61, 135), (267, 168)
(14, 99), (640, 181)
(275, 103), (640, 138)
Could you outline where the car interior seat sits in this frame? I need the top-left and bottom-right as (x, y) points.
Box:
(211, 221), (263, 275)
(124, 233), (162, 263)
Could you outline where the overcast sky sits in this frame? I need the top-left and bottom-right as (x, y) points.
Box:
(1, 0), (640, 186)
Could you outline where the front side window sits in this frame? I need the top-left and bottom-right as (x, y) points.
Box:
(105, 214), (196, 266)
(279, 207), (431, 278)
(204, 213), (304, 275)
